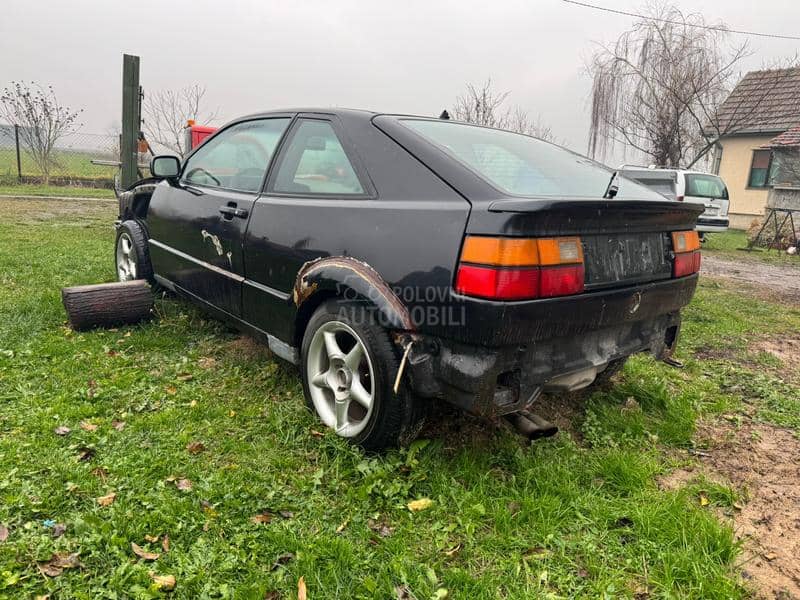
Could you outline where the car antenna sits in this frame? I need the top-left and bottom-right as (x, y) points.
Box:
(439, 110), (450, 120)
(603, 171), (619, 199)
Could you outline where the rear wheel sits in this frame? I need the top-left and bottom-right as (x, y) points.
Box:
(300, 299), (418, 449)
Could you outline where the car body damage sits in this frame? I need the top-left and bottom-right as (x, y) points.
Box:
(292, 256), (415, 332)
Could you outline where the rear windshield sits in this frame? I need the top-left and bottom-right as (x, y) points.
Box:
(402, 119), (666, 200)
(685, 174), (728, 199)
(626, 176), (677, 200)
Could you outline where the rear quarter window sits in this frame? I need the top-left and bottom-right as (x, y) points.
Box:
(402, 119), (665, 200)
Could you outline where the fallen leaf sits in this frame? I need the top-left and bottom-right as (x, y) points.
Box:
(91, 467), (109, 482)
(279, 510), (294, 519)
(407, 498), (433, 512)
(368, 518), (393, 538)
(144, 534), (159, 543)
(0, 524), (8, 542)
(444, 543), (461, 557)
(271, 552), (295, 571)
(165, 385), (177, 395)
(96, 492), (116, 507)
(52, 523), (67, 538)
(38, 552), (82, 577)
(764, 551), (778, 561)
(335, 519), (349, 534)
(80, 421), (98, 432)
(76, 446), (95, 462)
(186, 441), (205, 454)
(176, 478), (192, 492)
(176, 373), (193, 381)
(150, 573), (176, 591)
(699, 493), (710, 507)
(228, 410), (236, 417)
(198, 357), (217, 369)
(54, 426), (71, 436)
(310, 429), (324, 438)
(112, 421), (125, 431)
(297, 576), (307, 600)
(161, 534), (170, 553)
(131, 542), (160, 561)
(250, 512), (273, 525)
(106, 349), (118, 357)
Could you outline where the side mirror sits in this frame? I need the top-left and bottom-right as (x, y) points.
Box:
(150, 155), (181, 179)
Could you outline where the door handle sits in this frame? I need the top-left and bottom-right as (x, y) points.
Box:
(219, 205), (248, 219)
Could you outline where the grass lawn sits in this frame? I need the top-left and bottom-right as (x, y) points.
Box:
(0, 183), (115, 199)
(1, 199), (799, 598)
(0, 147), (116, 182)
(703, 230), (800, 268)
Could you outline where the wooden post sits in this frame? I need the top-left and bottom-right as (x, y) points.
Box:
(14, 124), (22, 181)
(120, 54), (140, 190)
(61, 280), (153, 331)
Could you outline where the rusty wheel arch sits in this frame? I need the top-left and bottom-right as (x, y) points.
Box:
(291, 256), (414, 347)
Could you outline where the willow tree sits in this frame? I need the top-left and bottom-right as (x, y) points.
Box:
(587, 3), (748, 168)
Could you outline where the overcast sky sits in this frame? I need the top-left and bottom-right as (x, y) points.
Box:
(2, 0), (799, 157)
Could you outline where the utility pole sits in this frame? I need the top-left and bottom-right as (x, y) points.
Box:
(120, 54), (140, 190)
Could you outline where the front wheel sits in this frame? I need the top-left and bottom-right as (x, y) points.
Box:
(300, 299), (418, 449)
(115, 220), (153, 283)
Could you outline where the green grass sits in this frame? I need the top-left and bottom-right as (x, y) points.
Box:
(703, 230), (800, 268)
(0, 147), (115, 182)
(2, 198), (799, 598)
(0, 183), (115, 199)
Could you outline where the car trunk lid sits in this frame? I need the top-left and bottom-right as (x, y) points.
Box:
(475, 197), (702, 290)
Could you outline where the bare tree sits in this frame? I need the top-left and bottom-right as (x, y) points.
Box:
(142, 85), (220, 157)
(587, 2), (753, 168)
(452, 80), (554, 141)
(0, 81), (82, 184)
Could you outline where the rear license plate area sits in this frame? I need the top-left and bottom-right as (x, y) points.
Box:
(582, 233), (673, 289)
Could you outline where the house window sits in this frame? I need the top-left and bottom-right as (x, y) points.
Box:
(748, 149), (772, 188)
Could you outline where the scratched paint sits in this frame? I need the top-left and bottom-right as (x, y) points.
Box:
(201, 229), (224, 256)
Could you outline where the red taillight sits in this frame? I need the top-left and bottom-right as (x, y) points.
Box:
(671, 230), (701, 277)
(455, 265), (539, 300)
(539, 264), (585, 297)
(454, 236), (585, 300)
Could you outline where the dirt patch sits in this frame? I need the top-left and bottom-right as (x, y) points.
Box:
(670, 419), (800, 599)
(751, 335), (800, 374)
(701, 255), (800, 304)
(692, 344), (739, 362)
(0, 197), (115, 223)
(223, 335), (273, 362)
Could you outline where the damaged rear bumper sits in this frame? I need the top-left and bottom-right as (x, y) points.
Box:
(404, 276), (695, 418)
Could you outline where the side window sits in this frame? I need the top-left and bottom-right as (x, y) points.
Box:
(271, 120), (365, 195)
(181, 118), (290, 192)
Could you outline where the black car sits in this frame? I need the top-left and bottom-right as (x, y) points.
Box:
(115, 109), (702, 448)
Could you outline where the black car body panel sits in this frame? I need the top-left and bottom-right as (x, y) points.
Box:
(120, 108), (702, 419)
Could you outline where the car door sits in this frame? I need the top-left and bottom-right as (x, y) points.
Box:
(147, 116), (292, 317)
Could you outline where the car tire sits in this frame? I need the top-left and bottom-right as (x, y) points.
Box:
(115, 220), (154, 284)
(300, 298), (419, 450)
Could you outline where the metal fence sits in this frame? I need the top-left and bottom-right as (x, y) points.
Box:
(0, 123), (119, 186)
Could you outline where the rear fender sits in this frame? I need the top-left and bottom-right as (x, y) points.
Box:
(292, 257), (414, 332)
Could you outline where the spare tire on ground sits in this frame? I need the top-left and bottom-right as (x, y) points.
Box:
(61, 280), (153, 331)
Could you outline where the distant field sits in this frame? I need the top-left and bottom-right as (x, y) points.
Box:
(0, 147), (117, 182)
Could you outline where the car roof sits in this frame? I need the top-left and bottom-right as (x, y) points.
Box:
(619, 166), (722, 178)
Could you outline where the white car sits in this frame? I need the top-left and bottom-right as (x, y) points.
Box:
(618, 167), (730, 234)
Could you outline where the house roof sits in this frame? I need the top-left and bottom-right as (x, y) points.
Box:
(762, 124), (800, 148)
(713, 67), (800, 135)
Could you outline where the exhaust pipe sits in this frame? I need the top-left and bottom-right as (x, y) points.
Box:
(506, 410), (558, 441)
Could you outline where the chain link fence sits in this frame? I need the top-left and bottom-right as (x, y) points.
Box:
(0, 123), (119, 187)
